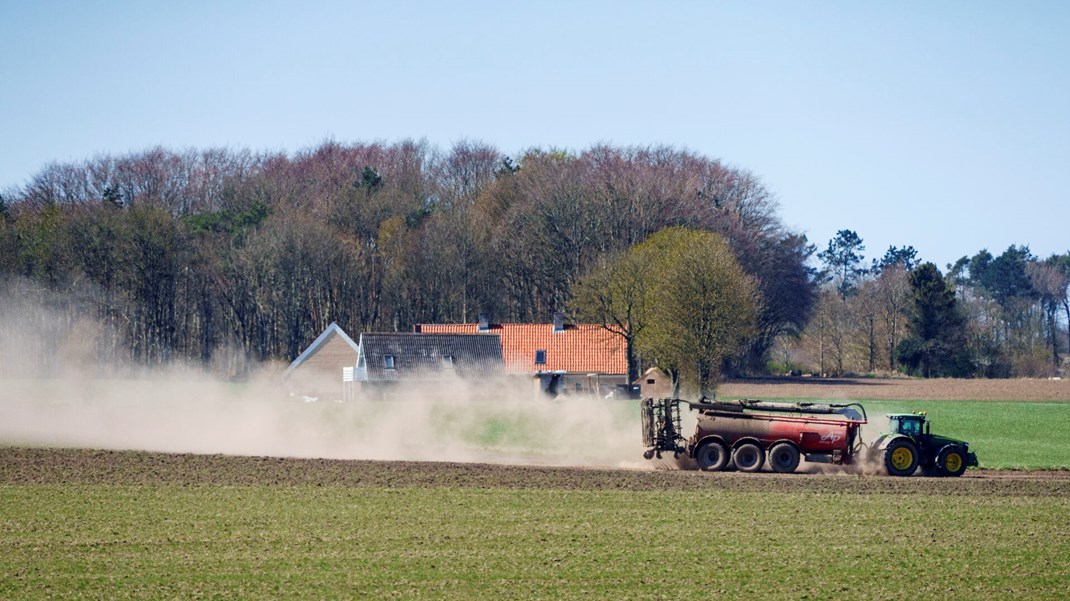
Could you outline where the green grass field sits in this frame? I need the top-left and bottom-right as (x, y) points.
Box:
(864, 400), (1070, 470)
(448, 397), (1068, 470)
(734, 398), (1070, 470)
(3, 479), (1069, 601)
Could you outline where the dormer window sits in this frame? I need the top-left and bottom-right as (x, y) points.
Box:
(535, 350), (546, 365)
(442, 355), (454, 368)
(384, 355), (396, 370)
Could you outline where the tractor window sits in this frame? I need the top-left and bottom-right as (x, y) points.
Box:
(900, 418), (921, 437)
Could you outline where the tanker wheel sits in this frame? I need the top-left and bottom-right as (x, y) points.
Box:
(733, 443), (764, 473)
(936, 446), (967, 477)
(884, 439), (919, 477)
(695, 441), (730, 471)
(768, 443), (800, 474)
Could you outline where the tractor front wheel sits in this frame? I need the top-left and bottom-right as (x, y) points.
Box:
(695, 441), (730, 472)
(936, 445), (968, 477)
(884, 439), (919, 477)
(733, 443), (764, 473)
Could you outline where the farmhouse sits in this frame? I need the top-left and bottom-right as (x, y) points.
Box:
(415, 314), (628, 397)
(283, 322), (360, 401)
(285, 324), (505, 400)
(353, 332), (505, 390)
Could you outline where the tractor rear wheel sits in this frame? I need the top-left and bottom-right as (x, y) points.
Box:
(936, 445), (968, 477)
(695, 441), (730, 471)
(768, 443), (800, 474)
(884, 439), (919, 477)
(733, 443), (764, 473)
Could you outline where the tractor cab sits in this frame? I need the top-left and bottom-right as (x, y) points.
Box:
(888, 413), (929, 439)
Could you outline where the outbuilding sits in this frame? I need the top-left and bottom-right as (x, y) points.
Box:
(283, 322), (360, 401)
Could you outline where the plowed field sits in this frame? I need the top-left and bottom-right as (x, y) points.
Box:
(2, 447), (1068, 492)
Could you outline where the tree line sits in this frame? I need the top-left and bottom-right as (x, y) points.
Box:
(792, 229), (1069, 378)
(2, 142), (1064, 383)
(0, 141), (813, 379)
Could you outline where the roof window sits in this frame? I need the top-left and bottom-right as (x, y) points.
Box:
(384, 355), (396, 370)
(535, 350), (547, 365)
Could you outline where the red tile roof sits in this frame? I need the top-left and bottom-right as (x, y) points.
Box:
(415, 323), (627, 375)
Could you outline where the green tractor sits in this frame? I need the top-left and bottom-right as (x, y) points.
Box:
(870, 412), (979, 477)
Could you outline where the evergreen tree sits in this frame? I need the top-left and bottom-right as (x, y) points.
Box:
(975, 245), (1037, 306)
(895, 262), (972, 377)
(872, 245), (918, 274)
(102, 186), (124, 209)
(818, 229), (867, 299)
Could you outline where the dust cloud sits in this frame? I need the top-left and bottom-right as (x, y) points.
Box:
(0, 282), (648, 469)
(0, 375), (647, 468)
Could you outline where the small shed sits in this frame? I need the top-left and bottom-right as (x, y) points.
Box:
(635, 366), (673, 399)
(283, 323), (359, 401)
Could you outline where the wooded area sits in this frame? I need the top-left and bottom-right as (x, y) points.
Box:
(0, 141), (811, 379)
(0, 141), (1066, 381)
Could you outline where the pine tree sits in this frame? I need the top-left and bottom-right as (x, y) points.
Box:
(818, 229), (867, 300)
(895, 263), (972, 377)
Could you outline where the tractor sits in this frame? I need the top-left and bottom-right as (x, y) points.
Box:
(870, 412), (978, 477)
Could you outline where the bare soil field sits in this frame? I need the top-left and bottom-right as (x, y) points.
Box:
(3, 447), (1068, 496)
(721, 376), (1070, 401)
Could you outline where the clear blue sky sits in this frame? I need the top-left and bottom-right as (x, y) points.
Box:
(2, 1), (1067, 269)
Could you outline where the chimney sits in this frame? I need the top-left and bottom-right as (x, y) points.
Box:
(477, 314), (489, 332)
(552, 312), (565, 332)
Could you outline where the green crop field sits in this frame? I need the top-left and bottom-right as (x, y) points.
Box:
(452, 395), (1070, 471)
(863, 400), (1070, 470)
(721, 398), (1070, 470)
(719, 376), (1070, 470)
(2, 450), (1069, 601)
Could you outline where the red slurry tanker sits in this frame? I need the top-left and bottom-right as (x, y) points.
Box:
(642, 398), (867, 472)
(641, 398), (977, 475)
